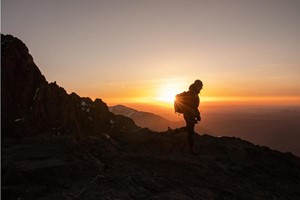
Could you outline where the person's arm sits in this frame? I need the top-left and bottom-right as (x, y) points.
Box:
(194, 95), (201, 121)
(195, 109), (201, 122)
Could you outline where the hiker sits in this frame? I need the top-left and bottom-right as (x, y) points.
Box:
(175, 80), (203, 154)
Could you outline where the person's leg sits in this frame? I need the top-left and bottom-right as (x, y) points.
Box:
(184, 114), (195, 153)
(187, 121), (195, 153)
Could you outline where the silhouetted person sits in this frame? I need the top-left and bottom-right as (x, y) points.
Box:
(183, 80), (203, 155)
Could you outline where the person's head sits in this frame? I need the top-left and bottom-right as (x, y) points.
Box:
(194, 79), (203, 91)
(189, 79), (203, 94)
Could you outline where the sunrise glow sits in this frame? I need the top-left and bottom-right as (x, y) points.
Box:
(3, 1), (299, 112)
(156, 84), (180, 104)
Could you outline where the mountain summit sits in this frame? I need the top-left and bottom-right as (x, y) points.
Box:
(2, 34), (300, 199)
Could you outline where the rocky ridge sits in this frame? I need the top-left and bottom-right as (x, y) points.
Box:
(2, 34), (300, 200)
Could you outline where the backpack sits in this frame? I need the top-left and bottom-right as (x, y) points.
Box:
(174, 91), (191, 114)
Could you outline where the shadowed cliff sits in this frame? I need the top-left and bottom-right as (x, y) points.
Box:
(1, 34), (114, 139)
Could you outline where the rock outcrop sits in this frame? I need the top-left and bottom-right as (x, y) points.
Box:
(2, 34), (47, 136)
(1, 34), (122, 139)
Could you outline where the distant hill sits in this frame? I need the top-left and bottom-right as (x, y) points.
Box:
(2, 34), (300, 199)
(109, 104), (184, 132)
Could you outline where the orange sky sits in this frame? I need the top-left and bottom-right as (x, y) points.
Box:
(2, 0), (300, 109)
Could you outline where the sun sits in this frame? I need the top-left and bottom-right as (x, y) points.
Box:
(156, 84), (181, 104)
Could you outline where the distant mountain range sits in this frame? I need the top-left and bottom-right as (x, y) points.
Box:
(2, 34), (300, 199)
(109, 105), (184, 132)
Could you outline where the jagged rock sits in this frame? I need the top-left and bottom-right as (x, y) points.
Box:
(1, 34), (121, 139)
(1, 34), (47, 137)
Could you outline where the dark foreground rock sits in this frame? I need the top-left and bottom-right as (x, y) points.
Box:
(2, 128), (300, 200)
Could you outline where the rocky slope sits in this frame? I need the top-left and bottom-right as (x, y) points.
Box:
(2, 34), (300, 200)
(3, 128), (300, 199)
